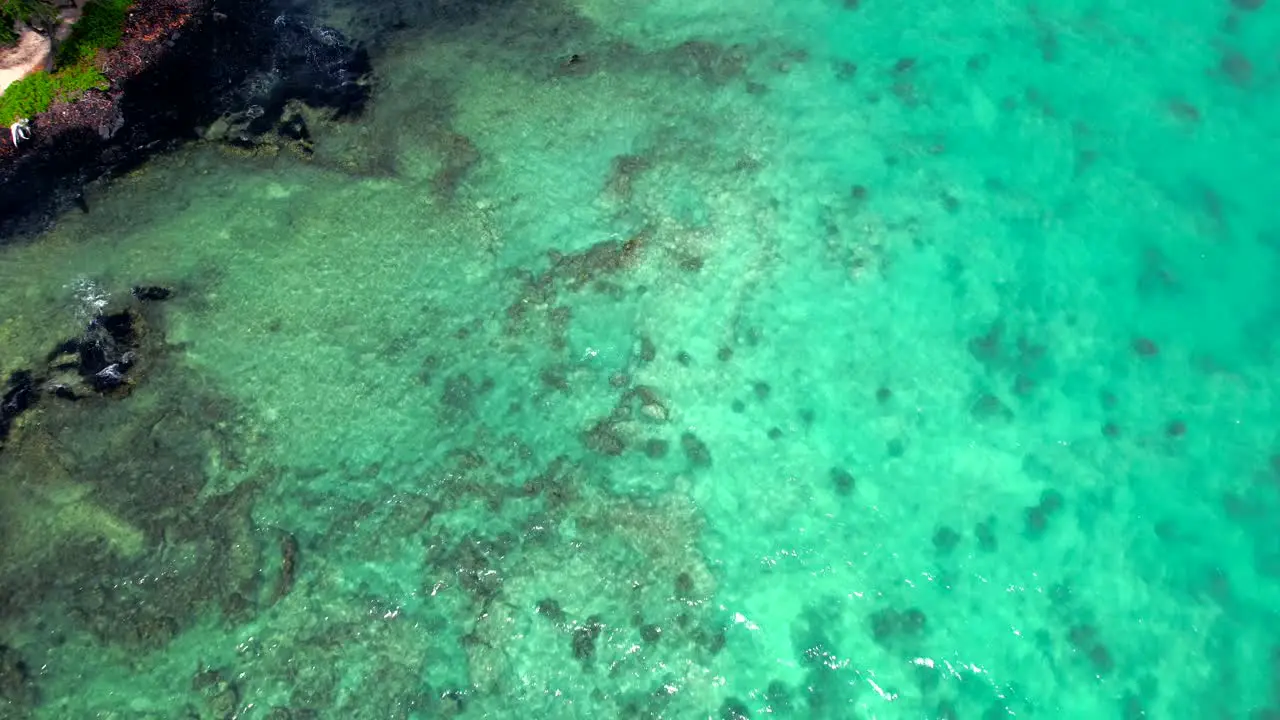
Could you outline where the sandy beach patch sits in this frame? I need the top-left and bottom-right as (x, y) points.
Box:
(0, 25), (52, 96)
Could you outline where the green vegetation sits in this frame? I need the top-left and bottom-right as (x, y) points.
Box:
(52, 56), (109, 90)
(0, 61), (108, 126)
(0, 0), (59, 47)
(55, 0), (132, 67)
(0, 71), (52, 124)
(0, 0), (132, 126)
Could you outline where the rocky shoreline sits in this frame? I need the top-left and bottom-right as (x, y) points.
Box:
(0, 0), (373, 241)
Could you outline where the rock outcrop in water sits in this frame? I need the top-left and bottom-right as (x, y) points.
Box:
(0, 0), (372, 241)
(0, 279), (300, 716)
(0, 282), (169, 445)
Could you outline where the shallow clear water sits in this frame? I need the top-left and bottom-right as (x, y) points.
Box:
(2, 0), (1279, 718)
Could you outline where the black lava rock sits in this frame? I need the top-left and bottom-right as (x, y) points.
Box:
(0, 3), (372, 242)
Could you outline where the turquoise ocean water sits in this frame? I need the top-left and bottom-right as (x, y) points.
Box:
(1, 0), (1279, 717)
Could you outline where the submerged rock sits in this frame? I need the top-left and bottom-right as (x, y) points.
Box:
(680, 431), (712, 467)
(131, 285), (174, 301)
(640, 402), (667, 422)
(583, 419), (626, 456)
(0, 371), (38, 442)
(0, 643), (38, 710)
(572, 616), (605, 661)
